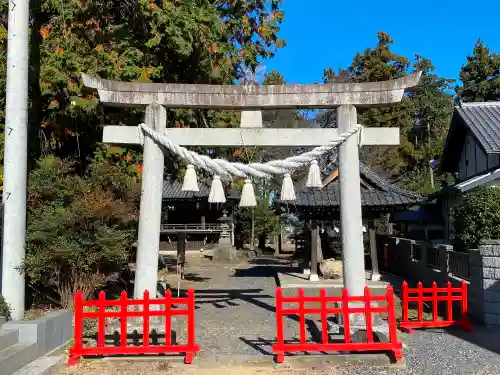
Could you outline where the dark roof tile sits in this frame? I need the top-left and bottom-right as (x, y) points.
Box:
(162, 180), (210, 199)
(456, 103), (500, 153)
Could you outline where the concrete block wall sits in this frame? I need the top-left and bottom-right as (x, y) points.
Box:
(469, 240), (500, 325)
(376, 235), (463, 288)
(377, 235), (500, 326)
(2, 309), (72, 356)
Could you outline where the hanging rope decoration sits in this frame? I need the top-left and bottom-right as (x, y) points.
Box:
(138, 123), (363, 207)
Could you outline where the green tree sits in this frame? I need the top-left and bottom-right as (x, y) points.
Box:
(456, 39), (500, 103)
(321, 32), (455, 193)
(24, 155), (140, 308)
(401, 55), (455, 193)
(451, 187), (500, 250)
(0, 0), (286, 168)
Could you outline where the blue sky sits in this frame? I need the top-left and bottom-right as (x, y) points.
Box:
(266, 0), (500, 85)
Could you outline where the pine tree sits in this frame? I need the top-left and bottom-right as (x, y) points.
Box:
(456, 39), (500, 102)
(321, 32), (455, 193)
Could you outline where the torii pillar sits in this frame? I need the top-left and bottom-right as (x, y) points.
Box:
(81, 73), (421, 300)
(337, 104), (364, 296)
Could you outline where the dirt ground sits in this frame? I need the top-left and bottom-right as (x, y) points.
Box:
(58, 361), (350, 375)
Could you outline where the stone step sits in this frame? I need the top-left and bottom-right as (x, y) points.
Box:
(0, 342), (38, 375)
(11, 355), (65, 375)
(0, 329), (19, 351)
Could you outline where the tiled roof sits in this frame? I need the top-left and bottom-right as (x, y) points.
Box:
(293, 184), (421, 207)
(442, 102), (500, 172)
(280, 159), (421, 208)
(162, 180), (241, 200)
(455, 102), (500, 153)
(162, 180), (210, 199)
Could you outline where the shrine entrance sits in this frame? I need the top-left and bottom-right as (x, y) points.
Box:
(81, 73), (421, 358)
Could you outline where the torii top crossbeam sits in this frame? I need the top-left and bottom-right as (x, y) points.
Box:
(82, 73), (421, 109)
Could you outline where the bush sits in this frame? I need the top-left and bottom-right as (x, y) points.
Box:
(451, 187), (500, 250)
(24, 156), (140, 308)
(0, 295), (11, 320)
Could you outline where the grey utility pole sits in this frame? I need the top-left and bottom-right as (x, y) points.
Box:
(2, 0), (30, 319)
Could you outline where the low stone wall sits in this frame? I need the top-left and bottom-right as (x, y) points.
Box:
(2, 309), (73, 356)
(376, 235), (500, 326)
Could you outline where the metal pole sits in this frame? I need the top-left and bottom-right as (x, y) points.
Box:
(337, 105), (365, 297)
(2, 0), (30, 320)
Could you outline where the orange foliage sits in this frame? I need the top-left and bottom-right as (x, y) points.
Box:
(135, 164), (143, 174)
(149, 0), (158, 8)
(40, 25), (51, 40)
(210, 43), (217, 54)
(55, 48), (64, 54)
(85, 19), (100, 30)
(232, 148), (243, 157)
(41, 121), (55, 128)
(64, 129), (79, 137)
(94, 44), (104, 52)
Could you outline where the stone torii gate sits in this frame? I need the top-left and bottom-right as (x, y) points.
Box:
(82, 73), (421, 299)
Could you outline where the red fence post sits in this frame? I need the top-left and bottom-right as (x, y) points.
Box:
(386, 286), (403, 361)
(298, 289), (306, 345)
(320, 289), (328, 344)
(165, 289), (172, 346)
(119, 291), (128, 347)
(363, 286), (373, 343)
(185, 288), (197, 364)
(97, 291), (106, 348)
(274, 287), (285, 363)
(142, 290), (150, 347)
(431, 282), (438, 322)
(417, 282), (423, 323)
(446, 282), (453, 322)
(342, 288), (351, 344)
(68, 291), (84, 365)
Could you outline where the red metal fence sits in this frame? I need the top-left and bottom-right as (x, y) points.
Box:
(69, 289), (200, 365)
(400, 281), (472, 333)
(272, 286), (403, 363)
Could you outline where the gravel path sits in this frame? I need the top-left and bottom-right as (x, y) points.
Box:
(171, 255), (296, 362)
(175, 255), (500, 374)
(62, 254), (500, 374)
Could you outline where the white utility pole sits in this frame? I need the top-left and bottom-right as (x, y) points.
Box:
(2, 0), (30, 319)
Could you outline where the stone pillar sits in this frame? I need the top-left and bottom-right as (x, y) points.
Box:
(369, 229), (381, 281)
(337, 105), (365, 296)
(469, 240), (500, 325)
(419, 241), (428, 266)
(134, 104), (167, 299)
(230, 222), (235, 247)
(310, 222), (319, 281)
(439, 244), (451, 274)
(302, 224), (311, 275)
